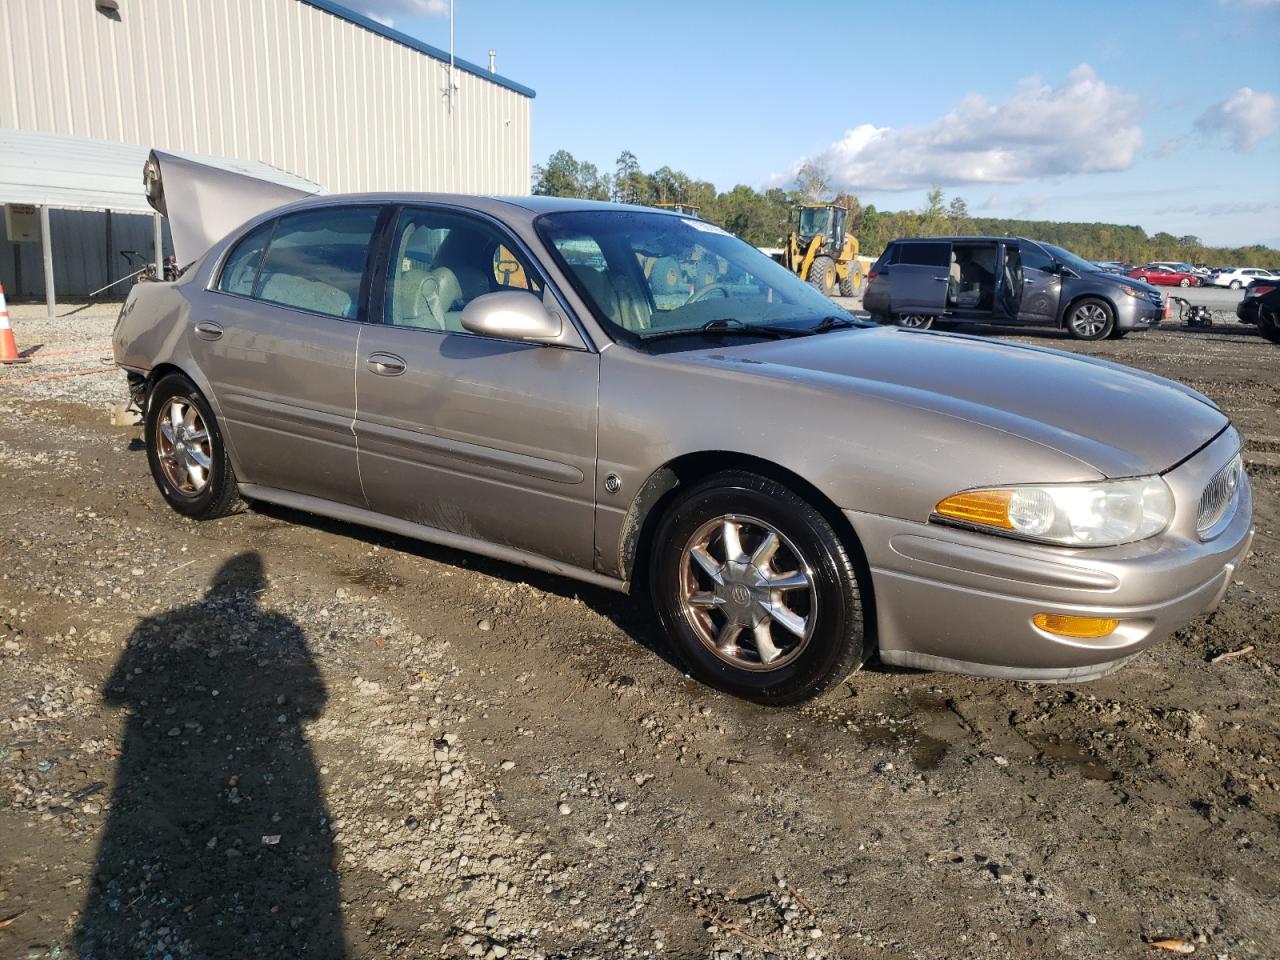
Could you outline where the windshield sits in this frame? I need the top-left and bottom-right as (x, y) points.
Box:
(536, 210), (847, 341)
(1043, 243), (1101, 275)
(798, 207), (834, 238)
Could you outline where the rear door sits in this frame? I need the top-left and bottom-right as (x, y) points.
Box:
(996, 242), (1024, 319)
(1014, 240), (1062, 324)
(353, 205), (599, 567)
(889, 241), (950, 315)
(193, 205), (381, 507)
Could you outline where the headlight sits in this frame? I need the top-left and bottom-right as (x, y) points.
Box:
(1119, 285), (1146, 298)
(933, 476), (1173, 546)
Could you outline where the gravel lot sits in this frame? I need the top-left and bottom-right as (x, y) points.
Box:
(1, 295), (1277, 960)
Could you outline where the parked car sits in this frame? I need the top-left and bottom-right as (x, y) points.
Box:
(114, 154), (1254, 704)
(862, 237), (1164, 339)
(1150, 260), (1207, 277)
(1236, 278), (1280, 342)
(1128, 264), (1200, 287)
(1208, 267), (1278, 290)
(1092, 260), (1129, 274)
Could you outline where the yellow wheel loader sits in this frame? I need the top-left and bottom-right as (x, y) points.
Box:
(780, 203), (864, 297)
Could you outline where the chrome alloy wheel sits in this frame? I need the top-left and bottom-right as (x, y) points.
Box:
(898, 314), (932, 328)
(679, 514), (817, 671)
(156, 397), (212, 495)
(1070, 303), (1109, 337)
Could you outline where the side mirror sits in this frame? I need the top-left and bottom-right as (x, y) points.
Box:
(460, 290), (562, 342)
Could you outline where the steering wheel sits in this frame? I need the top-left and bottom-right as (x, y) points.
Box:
(687, 283), (733, 304)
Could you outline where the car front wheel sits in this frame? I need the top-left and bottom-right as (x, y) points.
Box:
(1230, 280), (1242, 290)
(649, 471), (867, 704)
(145, 372), (241, 520)
(1066, 298), (1114, 340)
(1180, 278), (1190, 287)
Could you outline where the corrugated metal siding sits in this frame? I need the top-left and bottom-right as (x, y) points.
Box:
(1, 209), (171, 300)
(0, 0), (532, 196)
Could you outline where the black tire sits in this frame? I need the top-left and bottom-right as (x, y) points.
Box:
(1260, 309), (1280, 345)
(807, 256), (837, 297)
(1065, 297), (1114, 340)
(145, 372), (241, 520)
(649, 471), (866, 705)
(896, 313), (934, 329)
(1108, 327), (1128, 339)
(837, 264), (860, 297)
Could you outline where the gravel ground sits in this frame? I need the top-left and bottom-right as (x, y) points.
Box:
(1, 297), (1278, 960)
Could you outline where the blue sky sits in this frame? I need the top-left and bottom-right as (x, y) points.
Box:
(355, 0), (1280, 247)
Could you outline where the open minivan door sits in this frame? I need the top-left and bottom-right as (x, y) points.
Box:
(889, 240), (951, 318)
(996, 242), (1024, 320)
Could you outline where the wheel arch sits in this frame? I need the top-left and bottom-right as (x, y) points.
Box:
(1057, 290), (1118, 329)
(617, 451), (877, 643)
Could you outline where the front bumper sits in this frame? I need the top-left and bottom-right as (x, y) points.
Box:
(1116, 296), (1164, 330)
(846, 428), (1254, 682)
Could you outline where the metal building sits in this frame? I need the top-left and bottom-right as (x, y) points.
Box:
(0, 0), (535, 308)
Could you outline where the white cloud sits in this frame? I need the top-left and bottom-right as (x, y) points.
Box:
(1193, 87), (1279, 152)
(350, 0), (448, 27)
(791, 65), (1142, 193)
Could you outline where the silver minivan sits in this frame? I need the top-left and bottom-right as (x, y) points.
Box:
(862, 236), (1166, 340)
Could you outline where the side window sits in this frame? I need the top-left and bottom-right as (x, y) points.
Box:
(899, 242), (950, 267)
(253, 206), (380, 320)
(1020, 243), (1055, 273)
(217, 220), (274, 296)
(384, 208), (542, 331)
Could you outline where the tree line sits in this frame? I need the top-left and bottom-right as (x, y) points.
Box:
(532, 150), (1280, 269)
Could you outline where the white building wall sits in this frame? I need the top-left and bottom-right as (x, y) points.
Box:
(0, 0), (532, 196)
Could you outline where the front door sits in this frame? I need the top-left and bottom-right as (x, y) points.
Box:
(193, 205), (381, 507)
(353, 206), (599, 568)
(1014, 241), (1063, 324)
(890, 240), (951, 315)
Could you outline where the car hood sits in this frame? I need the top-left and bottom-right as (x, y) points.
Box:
(691, 327), (1228, 478)
(1092, 270), (1156, 293)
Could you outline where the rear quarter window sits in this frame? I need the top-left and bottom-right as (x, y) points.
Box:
(217, 220), (274, 296)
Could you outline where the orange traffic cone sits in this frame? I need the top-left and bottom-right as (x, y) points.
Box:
(0, 283), (31, 364)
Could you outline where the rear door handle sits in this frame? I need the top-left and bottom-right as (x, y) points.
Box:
(194, 321), (223, 341)
(933, 276), (949, 282)
(366, 352), (406, 376)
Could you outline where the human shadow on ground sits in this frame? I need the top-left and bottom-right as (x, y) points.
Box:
(75, 552), (346, 960)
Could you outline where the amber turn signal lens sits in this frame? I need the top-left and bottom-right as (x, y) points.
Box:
(934, 490), (1015, 529)
(1032, 613), (1119, 639)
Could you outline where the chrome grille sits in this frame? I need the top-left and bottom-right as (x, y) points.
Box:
(1196, 453), (1243, 539)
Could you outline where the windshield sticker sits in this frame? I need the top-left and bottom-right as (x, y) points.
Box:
(682, 218), (730, 235)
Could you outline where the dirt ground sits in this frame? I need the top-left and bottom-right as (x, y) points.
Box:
(1, 299), (1277, 960)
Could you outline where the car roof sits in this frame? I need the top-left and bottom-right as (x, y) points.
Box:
(271, 192), (685, 218)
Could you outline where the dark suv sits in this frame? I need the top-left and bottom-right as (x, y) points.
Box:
(862, 236), (1166, 340)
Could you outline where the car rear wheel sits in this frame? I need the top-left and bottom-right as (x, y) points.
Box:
(807, 256), (837, 297)
(1230, 280), (1242, 290)
(649, 471), (866, 705)
(145, 373), (241, 520)
(896, 313), (933, 329)
(1066, 298), (1114, 340)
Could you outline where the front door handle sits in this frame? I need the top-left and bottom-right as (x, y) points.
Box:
(367, 352), (406, 376)
(194, 321), (223, 341)
(933, 276), (949, 282)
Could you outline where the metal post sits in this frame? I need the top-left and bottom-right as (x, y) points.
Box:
(39, 205), (55, 318)
(153, 212), (164, 279)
